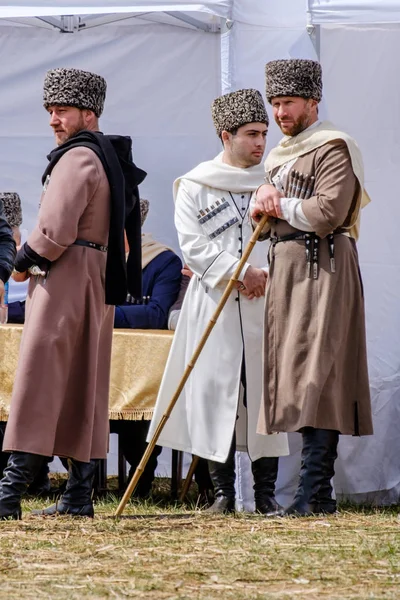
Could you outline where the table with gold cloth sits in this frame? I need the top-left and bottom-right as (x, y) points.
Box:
(0, 324), (174, 421)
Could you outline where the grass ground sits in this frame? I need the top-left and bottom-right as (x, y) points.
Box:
(0, 478), (398, 600)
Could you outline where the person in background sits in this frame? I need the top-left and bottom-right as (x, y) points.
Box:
(114, 198), (182, 330)
(0, 196), (16, 316)
(0, 193), (28, 324)
(112, 198), (182, 498)
(0, 194), (17, 478)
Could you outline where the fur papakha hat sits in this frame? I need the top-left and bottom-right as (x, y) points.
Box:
(43, 68), (107, 117)
(211, 89), (269, 137)
(0, 193), (22, 227)
(265, 59), (322, 103)
(140, 198), (150, 227)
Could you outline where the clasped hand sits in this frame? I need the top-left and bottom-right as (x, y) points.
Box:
(251, 183), (283, 222)
(236, 266), (267, 300)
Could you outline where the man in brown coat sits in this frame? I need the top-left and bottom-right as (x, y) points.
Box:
(252, 59), (373, 516)
(0, 68), (145, 519)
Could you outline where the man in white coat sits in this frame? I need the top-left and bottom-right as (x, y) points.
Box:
(148, 89), (289, 514)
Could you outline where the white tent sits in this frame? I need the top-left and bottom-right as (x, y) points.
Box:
(0, 1), (399, 506)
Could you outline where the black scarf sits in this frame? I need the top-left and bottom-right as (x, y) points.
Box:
(42, 130), (147, 305)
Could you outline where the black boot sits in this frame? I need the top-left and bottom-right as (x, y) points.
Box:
(284, 428), (339, 517)
(0, 452), (46, 520)
(32, 459), (98, 517)
(252, 457), (283, 516)
(205, 436), (236, 514)
(314, 430), (339, 514)
(26, 458), (52, 497)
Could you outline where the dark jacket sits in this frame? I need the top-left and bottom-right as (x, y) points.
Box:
(114, 250), (182, 329)
(0, 203), (16, 283)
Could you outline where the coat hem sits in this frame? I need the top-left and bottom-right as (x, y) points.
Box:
(2, 445), (108, 462)
(266, 424), (374, 436)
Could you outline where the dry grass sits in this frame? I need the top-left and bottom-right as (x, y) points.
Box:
(0, 481), (398, 600)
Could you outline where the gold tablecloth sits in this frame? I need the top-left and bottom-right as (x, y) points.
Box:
(0, 324), (173, 421)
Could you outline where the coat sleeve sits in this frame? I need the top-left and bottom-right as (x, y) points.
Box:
(114, 251), (182, 329)
(0, 203), (16, 283)
(301, 140), (360, 239)
(27, 147), (102, 261)
(175, 180), (250, 288)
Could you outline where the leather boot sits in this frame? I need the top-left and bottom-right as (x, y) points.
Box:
(0, 452), (46, 520)
(205, 436), (236, 514)
(26, 458), (52, 497)
(252, 457), (283, 516)
(284, 428), (339, 517)
(32, 458), (98, 517)
(314, 430), (339, 514)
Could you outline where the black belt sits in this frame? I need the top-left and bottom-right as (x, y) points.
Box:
(73, 239), (108, 252)
(270, 231), (345, 279)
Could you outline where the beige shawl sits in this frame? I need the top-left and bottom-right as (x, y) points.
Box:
(141, 233), (173, 269)
(265, 121), (371, 239)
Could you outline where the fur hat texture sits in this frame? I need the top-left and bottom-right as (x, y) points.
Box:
(211, 88), (269, 136)
(0, 193), (22, 227)
(265, 59), (322, 103)
(43, 68), (107, 117)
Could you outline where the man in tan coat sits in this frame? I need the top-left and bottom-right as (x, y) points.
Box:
(252, 59), (373, 516)
(0, 68), (145, 519)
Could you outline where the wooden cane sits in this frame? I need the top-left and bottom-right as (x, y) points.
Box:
(179, 455), (200, 502)
(114, 214), (269, 517)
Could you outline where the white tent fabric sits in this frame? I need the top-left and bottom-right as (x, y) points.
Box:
(0, 1), (230, 18)
(0, 22), (221, 251)
(0, 0), (399, 506)
(309, 0), (400, 24)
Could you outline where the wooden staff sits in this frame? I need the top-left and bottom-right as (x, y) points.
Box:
(114, 214), (269, 517)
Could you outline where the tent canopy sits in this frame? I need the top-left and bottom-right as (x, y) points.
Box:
(0, 1), (230, 23)
(5, 1), (400, 26)
(308, 0), (400, 24)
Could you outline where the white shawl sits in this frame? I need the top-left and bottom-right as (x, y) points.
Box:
(173, 152), (265, 200)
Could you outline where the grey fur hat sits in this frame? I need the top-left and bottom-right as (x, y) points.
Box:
(265, 59), (322, 103)
(211, 89), (269, 137)
(0, 193), (22, 227)
(140, 198), (150, 227)
(43, 68), (107, 117)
